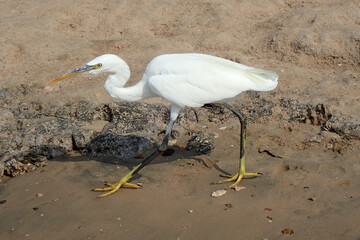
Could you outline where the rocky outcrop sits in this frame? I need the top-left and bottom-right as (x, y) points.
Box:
(0, 85), (358, 180)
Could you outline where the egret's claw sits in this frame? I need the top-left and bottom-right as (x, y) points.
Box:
(92, 186), (114, 192)
(92, 181), (140, 198)
(212, 171), (259, 190)
(92, 163), (142, 198)
(104, 182), (140, 189)
(93, 182), (140, 192)
(123, 182), (142, 189)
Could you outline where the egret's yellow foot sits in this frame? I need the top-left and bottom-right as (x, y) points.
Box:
(213, 171), (259, 189)
(92, 181), (140, 198)
(92, 163), (142, 198)
(93, 182), (140, 192)
(212, 154), (260, 190)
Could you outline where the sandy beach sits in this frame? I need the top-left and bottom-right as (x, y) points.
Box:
(1, 0), (359, 239)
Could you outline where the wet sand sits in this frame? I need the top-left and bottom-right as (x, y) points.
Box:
(1, 121), (360, 239)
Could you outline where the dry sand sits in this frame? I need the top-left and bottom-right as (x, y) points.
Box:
(1, 0), (360, 239)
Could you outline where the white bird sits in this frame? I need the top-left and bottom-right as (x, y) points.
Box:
(46, 53), (278, 198)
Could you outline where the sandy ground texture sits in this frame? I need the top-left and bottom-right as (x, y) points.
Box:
(1, 0), (360, 239)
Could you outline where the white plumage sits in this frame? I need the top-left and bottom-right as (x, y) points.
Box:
(87, 53), (278, 107)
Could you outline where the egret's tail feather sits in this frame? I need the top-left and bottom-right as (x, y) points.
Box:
(246, 68), (278, 91)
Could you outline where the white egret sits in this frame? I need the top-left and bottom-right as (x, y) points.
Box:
(46, 53), (278, 198)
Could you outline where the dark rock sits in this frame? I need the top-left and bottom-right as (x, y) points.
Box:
(18, 118), (75, 155)
(186, 131), (215, 155)
(72, 128), (97, 149)
(279, 98), (332, 125)
(83, 133), (155, 159)
(4, 158), (36, 177)
(235, 92), (276, 122)
(1, 153), (48, 178)
(306, 103), (332, 126)
(18, 153), (47, 164)
(202, 104), (229, 123)
(324, 116), (360, 139)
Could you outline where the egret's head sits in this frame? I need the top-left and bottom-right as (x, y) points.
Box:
(86, 54), (125, 75)
(46, 54), (126, 85)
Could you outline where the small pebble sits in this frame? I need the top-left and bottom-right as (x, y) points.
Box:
(40, 213), (44, 217)
(36, 193), (44, 198)
(188, 209), (193, 213)
(117, 217), (121, 221)
(211, 189), (227, 197)
(219, 127), (227, 130)
(225, 203), (232, 208)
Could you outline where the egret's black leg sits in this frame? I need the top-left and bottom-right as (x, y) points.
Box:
(93, 105), (180, 198)
(132, 119), (175, 175)
(223, 103), (246, 162)
(212, 103), (259, 189)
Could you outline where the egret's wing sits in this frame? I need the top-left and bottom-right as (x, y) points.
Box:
(146, 54), (278, 107)
(148, 74), (240, 108)
(187, 54), (278, 91)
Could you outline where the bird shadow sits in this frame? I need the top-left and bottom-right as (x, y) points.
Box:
(47, 145), (225, 182)
(11, 133), (232, 182)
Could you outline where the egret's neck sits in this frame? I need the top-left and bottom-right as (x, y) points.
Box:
(104, 72), (154, 102)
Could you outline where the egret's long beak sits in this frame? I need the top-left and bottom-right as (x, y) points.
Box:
(46, 64), (95, 85)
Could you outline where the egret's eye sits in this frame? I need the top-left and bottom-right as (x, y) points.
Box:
(96, 63), (102, 69)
